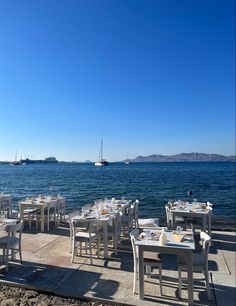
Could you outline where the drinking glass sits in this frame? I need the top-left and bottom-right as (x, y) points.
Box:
(176, 226), (182, 234)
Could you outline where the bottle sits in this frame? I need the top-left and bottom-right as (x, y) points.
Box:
(159, 228), (168, 245)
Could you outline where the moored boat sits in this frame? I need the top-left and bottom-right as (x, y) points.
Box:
(95, 139), (109, 166)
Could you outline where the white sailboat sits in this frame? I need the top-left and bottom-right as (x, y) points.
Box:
(11, 150), (22, 166)
(95, 139), (109, 166)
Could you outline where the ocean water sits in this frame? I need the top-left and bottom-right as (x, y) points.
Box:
(0, 162), (235, 224)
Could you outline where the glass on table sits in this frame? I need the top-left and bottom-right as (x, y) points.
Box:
(176, 226), (182, 234)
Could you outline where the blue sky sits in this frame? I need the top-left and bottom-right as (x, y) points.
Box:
(0, 0), (235, 162)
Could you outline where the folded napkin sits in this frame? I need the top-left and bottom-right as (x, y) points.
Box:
(172, 232), (184, 242)
(172, 231), (193, 242)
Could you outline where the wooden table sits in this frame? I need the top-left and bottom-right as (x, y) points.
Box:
(135, 229), (195, 305)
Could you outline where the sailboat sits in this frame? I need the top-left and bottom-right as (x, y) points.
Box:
(11, 150), (22, 166)
(95, 139), (109, 166)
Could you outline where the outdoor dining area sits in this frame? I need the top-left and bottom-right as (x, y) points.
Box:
(0, 192), (221, 305)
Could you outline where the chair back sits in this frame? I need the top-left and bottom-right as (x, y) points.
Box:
(200, 231), (211, 267)
(115, 211), (123, 238)
(5, 220), (24, 233)
(72, 218), (100, 239)
(130, 228), (140, 265)
(57, 197), (66, 213)
(133, 200), (139, 228)
(207, 207), (213, 236)
(165, 203), (172, 224)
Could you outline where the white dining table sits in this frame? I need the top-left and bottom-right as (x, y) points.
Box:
(18, 197), (62, 232)
(135, 229), (195, 305)
(170, 202), (211, 231)
(0, 194), (13, 218)
(71, 199), (131, 258)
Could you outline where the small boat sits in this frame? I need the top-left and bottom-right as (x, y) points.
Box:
(95, 139), (109, 166)
(11, 151), (22, 166)
(124, 160), (131, 165)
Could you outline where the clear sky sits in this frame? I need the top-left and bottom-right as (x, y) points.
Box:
(0, 0), (235, 162)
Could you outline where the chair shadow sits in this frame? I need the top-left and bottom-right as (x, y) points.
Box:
(0, 260), (120, 302)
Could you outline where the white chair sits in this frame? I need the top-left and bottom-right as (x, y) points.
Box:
(68, 210), (87, 253)
(206, 206), (213, 237)
(165, 203), (186, 229)
(138, 218), (160, 228)
(177, 231), (212, 300)
(0, 220), (24, 272)
(23, 208), (40, 230)
(191, 206), (213, 237)
(130, 229), (163, 294)
(56, 197), (66, 225)
(106, 211), (123, 255)
(71, 219), (101, 265)
(132, 200), (139, 229)
(122, 202), (134, 237)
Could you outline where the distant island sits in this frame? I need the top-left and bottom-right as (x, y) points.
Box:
(0, 153), (235, 164)
(129, 153), (236, 162)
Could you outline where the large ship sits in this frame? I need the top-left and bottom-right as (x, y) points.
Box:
(20, 157), (58, 164)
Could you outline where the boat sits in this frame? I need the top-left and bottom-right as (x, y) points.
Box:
(20, 157), (58, 164)
(124, 160), (131, 165)
(95, 139), (109, 166)
(11, 151), (22, 166)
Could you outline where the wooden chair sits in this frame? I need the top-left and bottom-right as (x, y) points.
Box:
(177, 231), (212, 300)
(0, 220), (24, 272)
(130, 229), (163, 294)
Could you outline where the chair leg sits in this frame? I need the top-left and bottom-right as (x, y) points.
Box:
(178, 268), (182, 299)
(97, 239), (100, 258)
(146, 265), (151, 277)
(5, 246), (9, 272)
(159, 263), (163, 295)
(89, 241), (93, 265)
(133, 264), (137, 293)
(204, 270), (211, 300)
(19, 242), (23, 263)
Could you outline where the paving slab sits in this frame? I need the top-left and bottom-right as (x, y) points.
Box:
(0, 227), (235, 306)
(211, 273), (236, 306)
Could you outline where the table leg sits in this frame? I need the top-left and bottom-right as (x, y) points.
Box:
(41, 207), (45, 232)
(172, 213), (175, 229)
(138, 246), (144, 299)
(103, 221), (108, 258)
(187, 250), (194, 306)
(202, 215), (207, 231)
(19, 205), (23, 220)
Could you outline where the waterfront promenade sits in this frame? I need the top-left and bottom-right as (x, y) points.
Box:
(0, 224), (235, 306)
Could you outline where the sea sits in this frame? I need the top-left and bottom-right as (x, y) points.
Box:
(0, 162), (235, 226)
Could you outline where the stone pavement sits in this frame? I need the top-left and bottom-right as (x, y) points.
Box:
(0, 224), (235, 306)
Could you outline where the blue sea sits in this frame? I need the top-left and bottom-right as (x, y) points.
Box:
(0, 162), (235, 225)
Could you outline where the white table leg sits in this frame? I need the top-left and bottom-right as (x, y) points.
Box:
(187, 250), (194, 305)
(138, 246), (144, 299)
(41, 206), (45, 232)
(103, 221), (108, 258)
(202, 215), (207, 231)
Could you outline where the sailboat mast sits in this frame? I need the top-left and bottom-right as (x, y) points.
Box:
(101, 139), (103, 161)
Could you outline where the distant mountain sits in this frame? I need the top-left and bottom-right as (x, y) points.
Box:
(131, 153), (236, 162)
